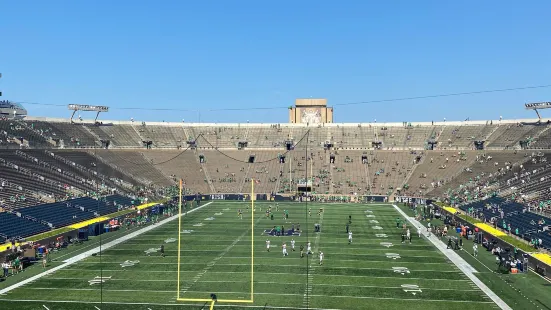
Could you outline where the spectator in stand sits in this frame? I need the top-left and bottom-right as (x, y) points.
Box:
(2, 261), (9, 278)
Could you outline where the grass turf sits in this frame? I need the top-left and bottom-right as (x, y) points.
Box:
(0, 202), (507, 309)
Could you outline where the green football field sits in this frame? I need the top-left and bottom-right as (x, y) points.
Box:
(0, 201), (503, 309)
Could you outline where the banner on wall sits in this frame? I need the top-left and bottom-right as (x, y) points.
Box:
(181, 194), (269, 201)
(394, 196), (428, 205)
(364, 195), (388, 203)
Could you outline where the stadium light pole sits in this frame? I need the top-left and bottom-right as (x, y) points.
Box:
(305, 130), (310, 310)
(92, 143), (103, 306)
(0, 72), (3, 97)
(192, 110), (201, 123)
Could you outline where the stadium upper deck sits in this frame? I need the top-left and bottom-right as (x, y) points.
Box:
(0, 115), (549, 198)
(6, 116), (550, 150)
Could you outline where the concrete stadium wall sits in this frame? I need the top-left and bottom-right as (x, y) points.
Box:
(25, 115), (549, 128)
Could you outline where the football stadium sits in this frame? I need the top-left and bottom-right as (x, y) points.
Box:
(2, 2), (551, 310)
(1, 98), (551, 310)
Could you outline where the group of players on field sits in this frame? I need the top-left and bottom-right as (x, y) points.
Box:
(261, 204), (325, 264)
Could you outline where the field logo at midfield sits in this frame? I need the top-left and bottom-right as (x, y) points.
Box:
(365, 214), (376, 218)
(375, 234), (388, 238)
(369, 220), (379, 224)
(205, 217), (215, 221)
(182, 230), (194, 234)
(263, 228), (300, 237)
(214, 212), (223, 216)
(380, 242), (394, 248)
(392, 267), (410, 275)
(401, 284), (422, 295)
(386, 253), (401, 259)
(120, 260), (140, 268)
(193, 223), (203, 227)
(88, 276), (111, 285)
(144, 247), (161, 255)
(165, 238), (177, 243)
(372, 226), (383, 230)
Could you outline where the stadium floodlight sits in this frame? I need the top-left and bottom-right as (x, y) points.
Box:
(68, 104), (109, 112)
(525, 102), (551, 119)
(67, 104), (110, 122)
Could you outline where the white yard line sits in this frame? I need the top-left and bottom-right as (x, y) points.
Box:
(0, 299), (348, 310)
(393, 204), (512, 310)
(26, 282), (480, 292)
(105, 248), (438, 255)
(1, 294), (494, 304)
(55, 269), (471, 281)
(0, 202), (213, 295)
(303, 211), (324, 307)
(42, 305), (50, 310)
(76, 258), (453, 265)
(71, 262), (462, 272)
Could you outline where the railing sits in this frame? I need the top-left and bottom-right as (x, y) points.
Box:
(0, 176), (48, 202)
(16, 150), (90, 186)
(91, 151), (151, 187)
(0, 157), (83, 195)
(45, 150), (134, 191)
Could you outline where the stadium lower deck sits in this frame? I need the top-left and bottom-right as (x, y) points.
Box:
(0, 201), (541, 309)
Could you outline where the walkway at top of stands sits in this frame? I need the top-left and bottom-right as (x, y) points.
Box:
(24, 116), (550, 128)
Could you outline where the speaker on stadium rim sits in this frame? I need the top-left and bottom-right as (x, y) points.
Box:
(285, 140), (293, 150)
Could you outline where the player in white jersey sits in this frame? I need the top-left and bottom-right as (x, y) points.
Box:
(348, 231), (353, 244)
(266, 240), (271, 252)
(473, 243), (478, 257)
(307, 241), (312, 254)
(282, 243), (288, 256)
(406, 229), (411, 244)
(291, 239), (295, 251)
(319, 251), (324, 265)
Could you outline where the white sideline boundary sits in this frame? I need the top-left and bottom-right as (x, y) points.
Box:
(393, 204), (512, 310)
(0, 202), (213, 295)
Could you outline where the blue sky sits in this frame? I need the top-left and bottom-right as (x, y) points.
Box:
(1, 1), (550, 123)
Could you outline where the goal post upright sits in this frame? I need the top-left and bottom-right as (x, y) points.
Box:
(250, 178), (255, 302)
(177, 179), (183, 299)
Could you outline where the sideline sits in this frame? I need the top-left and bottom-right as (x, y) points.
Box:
(393, 204), (512, 310)
(0, 202), (213, 295)
(1, 202), (160, 251)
